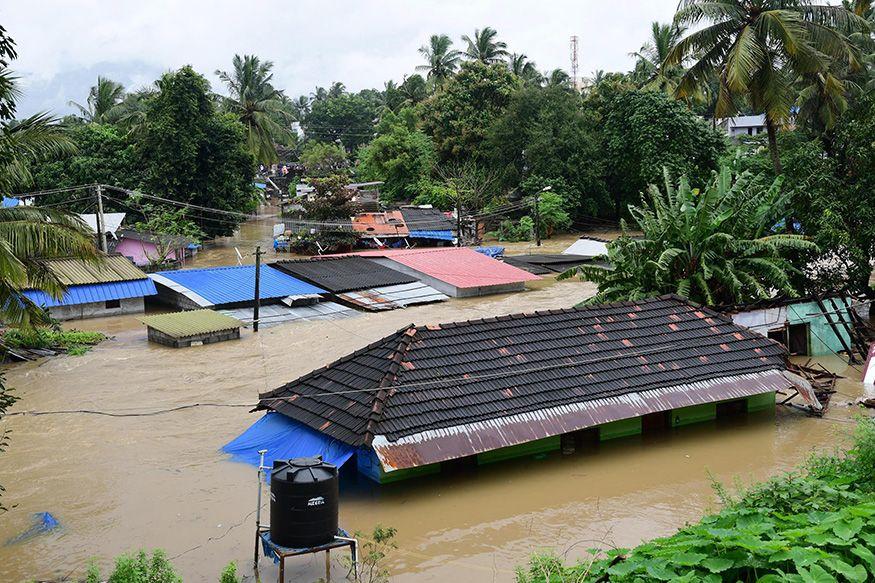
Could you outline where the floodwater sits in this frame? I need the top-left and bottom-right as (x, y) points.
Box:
(0, 205), (867, 582)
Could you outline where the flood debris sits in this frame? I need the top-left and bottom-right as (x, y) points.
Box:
(4, 512), (60, 546)
(780, 361), (839, 416)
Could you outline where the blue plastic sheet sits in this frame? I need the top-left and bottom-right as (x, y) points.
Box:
(222, 413), (355, 472)
(2, 196), (20, 208)
(5, 512), (60, 546)
(409, 230), (454, 241)
(475, 246), (505, 258)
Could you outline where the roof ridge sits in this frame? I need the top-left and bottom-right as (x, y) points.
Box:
(364, 325), (417, 445)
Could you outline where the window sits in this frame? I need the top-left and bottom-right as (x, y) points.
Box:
(105, 299), (121, 309)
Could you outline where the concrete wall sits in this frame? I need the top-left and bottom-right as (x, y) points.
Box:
(152, 284), (204, 310)
(147, 327), (240, 348)
(116, 239), (180, 267)
(48, 297), (144, 321)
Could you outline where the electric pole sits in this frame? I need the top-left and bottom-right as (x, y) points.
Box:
(253, 246), (262, 332)
(95, 184), (108, 253)
(533, 192), (541, 247)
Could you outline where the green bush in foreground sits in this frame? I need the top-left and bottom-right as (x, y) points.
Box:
(517, 419), (875, 582)
(1, 328), (105, 355)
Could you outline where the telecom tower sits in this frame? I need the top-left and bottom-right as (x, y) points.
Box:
(570, 35), (580, 91)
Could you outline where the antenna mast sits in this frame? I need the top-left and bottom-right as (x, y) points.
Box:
(570, 35), (580, 91)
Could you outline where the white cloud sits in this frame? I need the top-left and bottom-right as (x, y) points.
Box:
(1, 0), (676, 116)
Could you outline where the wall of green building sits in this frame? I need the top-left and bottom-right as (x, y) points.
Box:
(476, 435), (560, 465)
(785, 300), (851, 357)
(670, 403), (717, 427)
(599, 417), (643, 440)
(747, 391), (776, 412)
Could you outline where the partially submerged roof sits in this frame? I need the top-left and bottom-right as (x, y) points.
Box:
(352, 211), (409, 238)
(271, 257), (416, 293)
(258, 295), (790, 471)
(149, 265), (326, 307)
(399, 207), (455, 232)
(221, 301), (358, 328)
(78, 213), (126, 236)
(39, 254), (150, 286)
(562, 237), (610, 257)
(336, 281), (448, 311)
(141, 309), (242, 338)
(351, 247), (540, 289)
(502, 254), (594, 275)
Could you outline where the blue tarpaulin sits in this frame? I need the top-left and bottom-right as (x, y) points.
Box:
(5, 512), (60, 546)
(2, 196), (20, 208)
(223, 413), (356, 471)
(475, 246), (505, 258)
(409, 230), (454, 241)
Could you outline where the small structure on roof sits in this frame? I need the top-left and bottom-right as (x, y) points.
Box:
(272, 256), (447, 311)
(112, 229), (197, 269)
(720, 295), (860, 358)
(349, 247), (540, 297)
(241, 295), (799, 483)
(398, 206), (455, 243)
(22, 254), (157, 320)
(502, 254), (596, 275)
(141, 309), (242, 348)
(149, 265), (326, 310)
(562, 236), (610, 257)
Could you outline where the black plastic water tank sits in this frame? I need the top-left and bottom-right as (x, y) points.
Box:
(270, 456), (339, 548)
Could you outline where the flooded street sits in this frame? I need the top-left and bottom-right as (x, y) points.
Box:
(0, 206), (865, 582)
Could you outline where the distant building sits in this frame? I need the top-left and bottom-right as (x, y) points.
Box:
(718, 115), (767, 138)
(112, 229), (196, 268)
(22, 255), (157, 320)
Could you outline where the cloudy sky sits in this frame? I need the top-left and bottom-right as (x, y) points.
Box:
(2, 1), (677, 117)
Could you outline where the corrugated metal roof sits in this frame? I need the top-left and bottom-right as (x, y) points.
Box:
(336, 282), (449, 311)
(352, 211), (409, 237)
(258, 295), (789, 463)
(349, 248), (540, 289)
(23, 278), (157, 307)
(220, 302), (358, 328)
(271, 257), (416, 293)
(141, 309), (242, 338)
(503, 254), (595, 275)
(399, 207), (455, 231)
(40, 255), (149, 285)
(563, 237), (609, 257)
(408, 230), (454, 241)
(149, 265), (325, 307)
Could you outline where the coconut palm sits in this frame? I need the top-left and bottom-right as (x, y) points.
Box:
(461, 27), (509, 64)
(508, 53), (540, 83)
(666, 0), (866, 174)
(417, 34), (461, 84)
(631, 22), (687, 94)
(560, 166), (817, 306)
(215, 54), (292, 164)
(68, 76), (126, 124)
(544, 68), (572, 88)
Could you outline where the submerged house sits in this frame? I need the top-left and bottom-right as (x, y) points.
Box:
(230, 295), (796, 483)
(271, 256), (448, 311)
(398, 206), (456, 243)
(721, 296), (857, 357)
(112, 229), (196, 268)
(22, 255), (157, 320)
(502, 254), (596, 275)
(349, 247), (541, 297)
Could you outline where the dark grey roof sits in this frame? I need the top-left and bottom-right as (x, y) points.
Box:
(399, 207), (455, 232)
(502, 254), (594, 275)
(270, 256), (417, 293)
(259, 295), (788, 453)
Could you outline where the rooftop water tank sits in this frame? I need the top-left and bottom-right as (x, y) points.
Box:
(270, 456), (339, 548)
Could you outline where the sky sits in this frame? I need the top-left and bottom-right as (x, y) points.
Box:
(2, 1), (677, 117)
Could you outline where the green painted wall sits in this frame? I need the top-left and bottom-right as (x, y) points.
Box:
(785, 299), (852, 357)
(670, 403), (717, 427)
(747, 391), (776, 412)
(476, 435), (560, 465)
(357, 448), (440, 484)
(599, 417), (642, 441)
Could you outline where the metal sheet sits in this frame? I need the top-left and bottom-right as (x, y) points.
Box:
(337, 282), (448, 311)
(372, 370), (790, 472)
(23, 278), (157, 308)
(221, 301), (358, 328)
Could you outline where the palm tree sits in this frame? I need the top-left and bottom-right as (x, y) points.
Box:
(215, 54), (292, 164)
(68, 76), (126, 123)
(560, 167), (817, 306)
(461, 27), (509, 64)
(631, 22), (687, 94)
(417, 34), (461, 84)
(544, 68), (572, 88)
(665, 0), (865, 174)
(328, 82), (346, 98)
(508, 53), (540, 82)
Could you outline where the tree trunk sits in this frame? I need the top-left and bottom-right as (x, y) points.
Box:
(766, 116), (794, 233)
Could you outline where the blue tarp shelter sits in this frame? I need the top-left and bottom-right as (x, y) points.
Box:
(409, 230), (454, 241)
(223, 413), (356, 471)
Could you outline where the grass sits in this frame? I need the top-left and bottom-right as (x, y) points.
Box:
(2, 327), (106, 356)
(516, 418), (875, 582)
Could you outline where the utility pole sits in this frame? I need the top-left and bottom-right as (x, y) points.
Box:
(253, 246), (262, 332)
(533, 192), (541, 247)
(95, 184), (108, 253)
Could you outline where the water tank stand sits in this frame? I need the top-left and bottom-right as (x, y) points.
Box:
(255, 526), (358, 583)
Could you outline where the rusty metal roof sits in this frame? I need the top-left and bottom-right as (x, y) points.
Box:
(40, 254), (149, 286)
(351, 211), (409, 237)
(336, 281), (448, 311)
(258, 295), (789, 469)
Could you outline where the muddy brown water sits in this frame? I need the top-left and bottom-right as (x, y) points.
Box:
(0, 206), (866, 582)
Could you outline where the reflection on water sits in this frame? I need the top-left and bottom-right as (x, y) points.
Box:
(0, 207), (865, 582)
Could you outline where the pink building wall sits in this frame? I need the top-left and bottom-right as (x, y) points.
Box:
(115, 238), (180, 267)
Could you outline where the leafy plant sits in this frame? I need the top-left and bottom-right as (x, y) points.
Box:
(2, 328), (106, 355)
(218, 561), (240, 583)
(95, 550), (181, 583)
(345, 524), (398, 583)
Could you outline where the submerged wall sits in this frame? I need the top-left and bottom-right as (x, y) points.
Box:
(48, 297), (144, 321)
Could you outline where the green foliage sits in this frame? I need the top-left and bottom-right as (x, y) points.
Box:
(357, 108), (436, 202)
(302, 174), (359, 220)
(601, 89), (726, 217)
(347, 524), (398, 583)
(532, 191), (571, 237)
(2, 327), (105, 354)
(303, 92), (379, 152)
(138, 66), (256, 237)
(218, 561), (240, 583)
(517, 419), (875, 583)
(300, 141), (348, 177)
(100, 549), (181, 583)
(563, 166), (816, 306)
(492, 216), (534, 242)
(420, 61), (519, 162)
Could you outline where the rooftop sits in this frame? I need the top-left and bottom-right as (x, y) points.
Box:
(398, 207), (455, 232)
(271, 256), (416, 293)
(149, 265), (325, 307)
(141, 309), (242, 338)
(37, 254), (150, 286)
(258, 295), (788, 469)
(351, 211), (409, 237)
